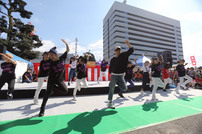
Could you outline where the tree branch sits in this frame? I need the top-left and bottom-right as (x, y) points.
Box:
(0, 10), (8, 16)
(0, 1), (9, 10)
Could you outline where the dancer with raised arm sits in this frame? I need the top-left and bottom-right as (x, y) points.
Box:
(151, 56), (164, 100)
(176, 59), (192, 94)
(33, 52), (51, 104)
(108, 40), (134, 109)
(0, 53), (16, 99)
(39, 39), (69, 117)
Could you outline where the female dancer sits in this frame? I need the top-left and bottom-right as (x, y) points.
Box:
(33, 52), (50, 104)
(0, 53), (16, 99)
(39, 39), (69, 117)
(119, 59), (137, 98)
(151, 55), (164, 100)
(73, 56), (88, 101)
(97, 58), (109, 83)
(140, 60), (151, 95)
(68, 56), (77, 86)
(176, 59), (192, 94)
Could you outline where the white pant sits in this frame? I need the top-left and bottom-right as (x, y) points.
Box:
(73, 78), (88, 96)
(176, 75), (192, 90)
(34, 77), (48, 101)
(98, 71), (107, 81)
(163, 78), (172, 89)
(152, 77), (165, 97)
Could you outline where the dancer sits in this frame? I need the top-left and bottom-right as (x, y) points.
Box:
(162, 62), (172, 92)
(73, 55), (88, 101)
(97, 58), (110, 84)
(176, 59), (192, 94)
(108, 40), (134, 109)
(68, 56), (78, 86)
(118, 59), (137, 98)
(140, 60), (151, 95)
(151, 56), (164, 100)
(0, 53), (16, 99)
(39, 39), (69, 117)
(33, 52), (50, 104)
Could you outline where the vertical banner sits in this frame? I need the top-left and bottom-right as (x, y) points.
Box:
(190, 56), (196, 66)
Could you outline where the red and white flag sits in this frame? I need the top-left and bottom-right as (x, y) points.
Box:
(190, 56), (196, 66)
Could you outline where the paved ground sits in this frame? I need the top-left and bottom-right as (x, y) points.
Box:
(1, 86), (202, 134)
(1, 87), (201, 122)
(124, 113), (202, 134)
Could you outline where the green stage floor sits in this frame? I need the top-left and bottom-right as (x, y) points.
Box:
(1, 96), (202, 134)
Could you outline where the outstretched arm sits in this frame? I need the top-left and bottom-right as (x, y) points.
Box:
(0, 53), (16, 65)
(61, 39), (70, 53)
(160, 55), (164, 65)
(134, 59), (138, 67)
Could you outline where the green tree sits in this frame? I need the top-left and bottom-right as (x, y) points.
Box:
(0, 0), (42, 60)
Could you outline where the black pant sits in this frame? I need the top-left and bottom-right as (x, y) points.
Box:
(0, 77), (15, 94)
(142, 72), (150, 90)
(41, 81), (68, 109)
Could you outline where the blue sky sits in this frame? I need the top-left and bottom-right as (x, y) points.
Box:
(1, 0), (202, 65)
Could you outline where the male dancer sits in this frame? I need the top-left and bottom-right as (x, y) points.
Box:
(108, 40), (134, 108)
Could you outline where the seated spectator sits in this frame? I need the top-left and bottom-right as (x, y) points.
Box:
(22, 69), (33, 83)
(189, 67), (195, 79)
(32, 71), (38, 82)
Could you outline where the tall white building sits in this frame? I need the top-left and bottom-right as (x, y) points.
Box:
(103, 1), (183, 63)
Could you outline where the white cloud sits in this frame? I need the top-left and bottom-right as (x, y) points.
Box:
(183, 31), (202, 66)
(34, 40), (55, 52)
(36, 39), (103, 61)
(181, 12), (202, 22)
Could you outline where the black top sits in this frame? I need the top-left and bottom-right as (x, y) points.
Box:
(48, 52), (67, 83)
(1, 62), (16, 79)
(22, 72), (32, 81)
(125, 65), (136, 80)
(176, 64), (186, 77)
(38, 59), (51, 77)
(77, 63), (87, 79)
(101, 62), (108, 72)
(109, 47), (134, 74)
(151, 62), (162, 77)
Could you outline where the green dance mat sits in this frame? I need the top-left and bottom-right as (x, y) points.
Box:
(1, 96), (202, 134)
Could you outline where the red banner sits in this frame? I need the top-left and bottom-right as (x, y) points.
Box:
(190, 56), (196, 66)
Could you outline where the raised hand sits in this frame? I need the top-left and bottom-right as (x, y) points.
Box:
(125, 40), (130, 45)
(61, 39), (68, 45)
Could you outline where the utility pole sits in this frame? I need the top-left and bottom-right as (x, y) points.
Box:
(75, 37), (78, 56)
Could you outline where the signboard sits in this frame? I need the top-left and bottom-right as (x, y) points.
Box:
(190, 56), (196, 66)
(87, 61), (96, 67)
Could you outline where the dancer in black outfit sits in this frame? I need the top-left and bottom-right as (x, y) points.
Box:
(0, 53), (16, 99)
(39, 39), (70, 117)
